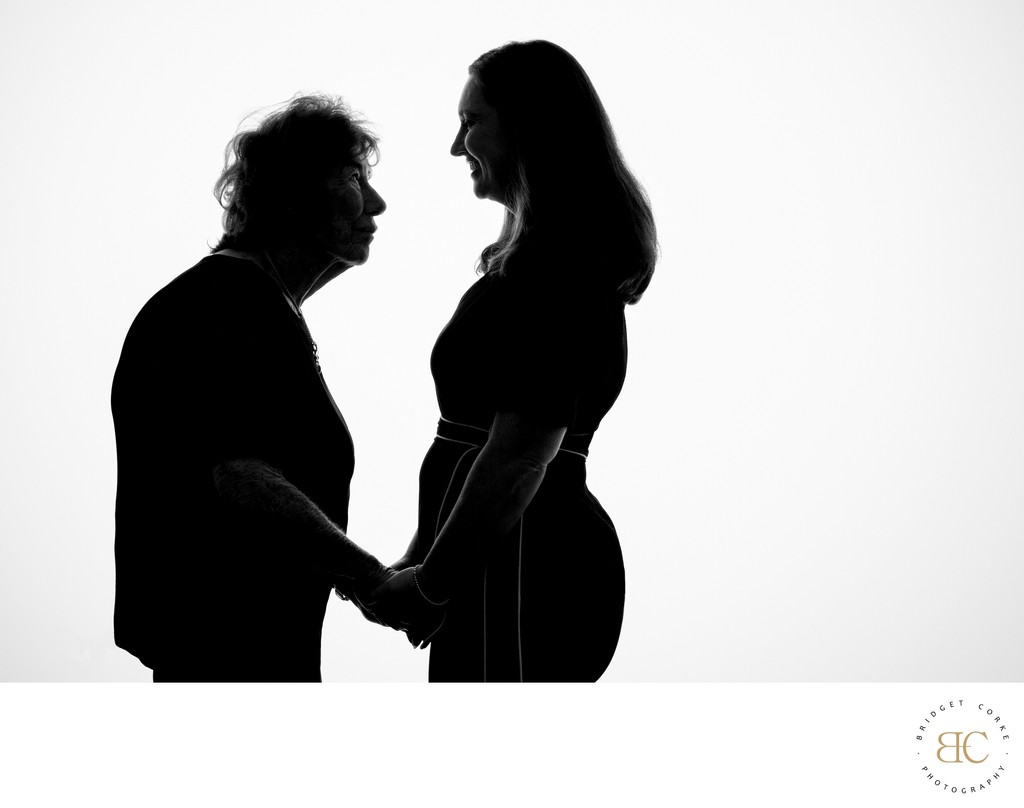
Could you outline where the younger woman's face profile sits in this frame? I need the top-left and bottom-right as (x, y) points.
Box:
(451, 76), (515, 205)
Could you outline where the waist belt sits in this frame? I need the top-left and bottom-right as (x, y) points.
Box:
(435, 417), (594, 460)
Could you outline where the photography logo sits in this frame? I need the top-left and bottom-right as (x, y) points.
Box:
(916, 699), (1012, 795)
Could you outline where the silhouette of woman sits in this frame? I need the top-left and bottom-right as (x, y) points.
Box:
(364, 41), (658, 681)
(111, 95), (393, 681)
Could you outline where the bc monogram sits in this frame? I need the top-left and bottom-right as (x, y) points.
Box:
(936, 731), (988, 764)
(916, 700), (1011, 795)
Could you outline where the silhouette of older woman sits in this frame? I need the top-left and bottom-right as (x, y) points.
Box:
(365, 41), (658, 681)
(112, 95), (391, 682)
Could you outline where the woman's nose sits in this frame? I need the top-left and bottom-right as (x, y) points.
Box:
(450, 130), (465, 157)
(366, 184), (386, 216)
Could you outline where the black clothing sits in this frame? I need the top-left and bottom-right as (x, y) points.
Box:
(111, 254), (354, 682)
(421, 269), (628, 682)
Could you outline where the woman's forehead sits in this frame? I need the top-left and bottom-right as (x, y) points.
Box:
(458, 75), (489, 117)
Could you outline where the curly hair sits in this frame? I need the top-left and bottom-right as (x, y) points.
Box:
(212, 93), (379, 251)
(469, 41), (658, 305)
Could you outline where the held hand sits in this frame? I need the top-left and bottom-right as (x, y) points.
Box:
(334, 565), (398, 628)
(359, 567), (446, 649)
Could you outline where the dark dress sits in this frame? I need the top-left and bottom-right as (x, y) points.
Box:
(111, 254), (354, 682)
(421, 264), (628, 682)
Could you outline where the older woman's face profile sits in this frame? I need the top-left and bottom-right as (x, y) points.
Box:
(320, 158), (386, 270)
(451, 76), (514, 205)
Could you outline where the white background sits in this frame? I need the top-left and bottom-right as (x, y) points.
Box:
(1, 0), (1022, 683)
(3, 683), (1023, 806)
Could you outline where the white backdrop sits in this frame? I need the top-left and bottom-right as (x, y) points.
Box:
(0, 0), (1021, 681)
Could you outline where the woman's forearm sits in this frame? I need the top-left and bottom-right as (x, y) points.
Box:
(212, 458), (387, 589)
(418, 412), (565, 599)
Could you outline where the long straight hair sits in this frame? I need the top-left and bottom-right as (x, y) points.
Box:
(470, 41), (658, 304)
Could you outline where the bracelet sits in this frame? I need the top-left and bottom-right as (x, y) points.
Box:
(412, 565), (449, 606)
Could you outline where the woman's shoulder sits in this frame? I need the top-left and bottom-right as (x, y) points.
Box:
(192, 252), (277, 295)
(494, 273), (620, 358)
(135, 253), (284, 342)
(503, 252), (622, 318)
(508, 231), (625, 301)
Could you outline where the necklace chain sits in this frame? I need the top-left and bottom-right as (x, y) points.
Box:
(296, 311), (321, 374)
(263, 251), (321, 374)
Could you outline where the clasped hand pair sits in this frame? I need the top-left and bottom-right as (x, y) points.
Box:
(337, 562), (445, 649)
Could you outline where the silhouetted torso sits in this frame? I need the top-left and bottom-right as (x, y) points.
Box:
(430, 268), (627, 432)
(111, 254), (354, 682)
(420, 264), (629, 681)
